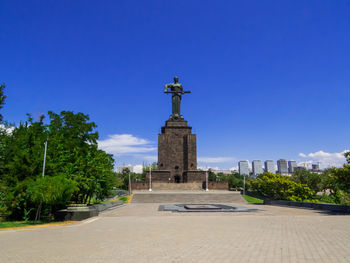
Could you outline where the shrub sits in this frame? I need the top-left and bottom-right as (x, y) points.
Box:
(250, 173), (314, 202)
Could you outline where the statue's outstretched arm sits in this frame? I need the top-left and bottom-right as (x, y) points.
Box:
(164, 84), (170, 92)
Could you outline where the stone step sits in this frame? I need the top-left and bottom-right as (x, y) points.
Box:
(131, 192), (245, 204)
(151, 182), (203, 190)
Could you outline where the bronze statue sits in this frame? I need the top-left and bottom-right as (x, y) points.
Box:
(164, 76), (190, 120)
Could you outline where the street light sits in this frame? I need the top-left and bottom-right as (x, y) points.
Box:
(149, 164), (152, 192)
(38, 137), (48, 222)
(42, 137), (48, 177)
(243, 174), (246, 195)
(205, 165), (209, 192)
(128, 171), (131, 195)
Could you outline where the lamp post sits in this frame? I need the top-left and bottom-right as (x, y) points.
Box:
(42, 138), (48, 177)
(205, 166), (209, 192)
(128, 171), (131, 195)
(38, 137), (48, 222)
(149, 165), (152, 192)
(243, 174), (246, 195)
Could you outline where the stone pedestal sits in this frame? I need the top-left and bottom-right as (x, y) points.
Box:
(147, 119), (206, 184)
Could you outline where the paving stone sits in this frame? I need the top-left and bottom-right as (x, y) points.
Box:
(1, 197), (350, 263)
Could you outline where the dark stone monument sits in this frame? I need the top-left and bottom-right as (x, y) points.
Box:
(147, 77), (206, 185)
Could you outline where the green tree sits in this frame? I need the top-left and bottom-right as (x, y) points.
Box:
(27, 175), (77, 221)
(45, 111), (115, 203)
(250, 173), (314, 201)
(291, 170), (321, 192)
(345, 152), (350, 164)
(226, 173), (245, 189)
(0, 111), (117, 220)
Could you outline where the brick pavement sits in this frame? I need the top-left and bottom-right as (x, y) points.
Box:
(1, 198), (350, 262)
(131, 191), (245, 203)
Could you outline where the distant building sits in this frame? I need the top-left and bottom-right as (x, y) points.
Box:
(252, 160), (263, 177)
(295, 166), (306, 171)
(238, 161), (249, 176)
(288, 161), (297, 174)
(264, 160), (275, 173)
(311, 164), (320, 171)
(277, 159), (288, 175)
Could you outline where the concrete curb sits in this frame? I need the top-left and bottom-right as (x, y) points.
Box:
(264, 199), (350, 213)
(56, 201), (124, 221)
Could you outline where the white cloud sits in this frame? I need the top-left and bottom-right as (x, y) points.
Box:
(0, 124), (14, 134)
(133, 165), (143, 173)
(198, 157), (236, 163)
(230, 166), (238, 171)
(298, 150), (349, 168)
(98, 134), (156, 155)
(198, 166), (220, 171)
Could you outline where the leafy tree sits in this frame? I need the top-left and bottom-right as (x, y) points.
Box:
(226, 173), (245, 189)
(291, 170), (322, 192)
(0, 111), (117, 220)
(250, 173), (314, 201)
(27, 175), (77, 221)
(345, 151), (350, 164)
(0, 83), (6, 122)
(208, 170), (217, 181)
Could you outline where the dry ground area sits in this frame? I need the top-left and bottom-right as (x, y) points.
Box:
(1, 192), (350, 263)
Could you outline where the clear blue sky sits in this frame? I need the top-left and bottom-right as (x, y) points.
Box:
(1, 1), (349, 169)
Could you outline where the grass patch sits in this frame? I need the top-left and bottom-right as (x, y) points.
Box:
(242, 195), (264, 204)
(0, 221), (55, 229)
(118, 196), (128, 202)
(118, 195), (133, 203)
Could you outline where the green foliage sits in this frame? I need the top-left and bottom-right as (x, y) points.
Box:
(0, 83), (6, 122)
(314, 191), (350, 205)
(23, 208), (34, 222)
(250, 173), (314, 202)
(0, 183), (10, 218)
(332, 165), (350, 193)
(0, 220), (57, 229)
(345, 152), (350, 164)
(208, 170), (217, 181)
(227, 173), (245, 189)
(118, 196), (128, 202)
(27, 175), (77, 206)
(115, 168), (144, 190)
(291, 170), (322, 192)
(0, 111), (118, 220)
(208, 172), (245, 189)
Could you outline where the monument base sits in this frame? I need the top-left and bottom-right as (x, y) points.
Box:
(146, 170), (206, 183)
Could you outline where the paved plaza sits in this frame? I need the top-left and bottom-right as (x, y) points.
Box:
(1, 192), (350, 263)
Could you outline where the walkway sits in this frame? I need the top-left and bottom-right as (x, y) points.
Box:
(1, 195), (350, 262)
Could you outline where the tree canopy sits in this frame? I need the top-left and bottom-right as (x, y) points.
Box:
(0, 110), (117, 220)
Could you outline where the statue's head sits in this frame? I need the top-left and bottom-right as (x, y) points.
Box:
(174, 76), (179, 83)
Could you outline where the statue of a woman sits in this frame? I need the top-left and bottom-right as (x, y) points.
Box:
(164, 76), (190, 120)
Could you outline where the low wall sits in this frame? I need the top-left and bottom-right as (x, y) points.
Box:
(132, 182), (150, 190)
(146, 170), (206, 183)
(184, 170), (206, 182)
(208, 181), (229, 190)
(55, 201), (124, 221)
(131, 181), (229, 190)
(264, 199), (350, 213)
(146, 170), (171, 182)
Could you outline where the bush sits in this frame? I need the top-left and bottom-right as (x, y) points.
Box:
(27, 175), (77, 220)
(249, 173), (314, 202)
(27, 175), (77, 206)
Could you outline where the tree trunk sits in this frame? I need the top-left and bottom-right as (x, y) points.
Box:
(34, 202), (42, 224)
